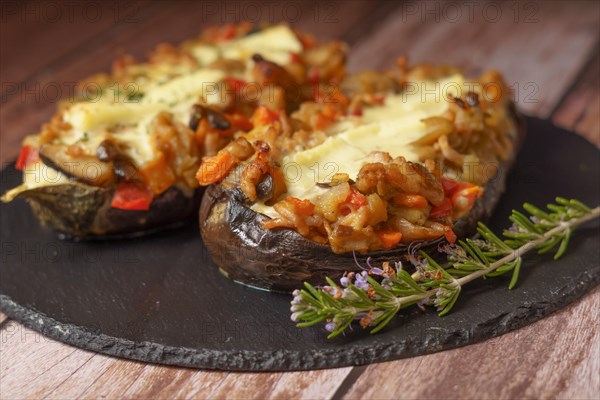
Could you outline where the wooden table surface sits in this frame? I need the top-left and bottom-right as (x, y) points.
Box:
(1, 1), (599, 398)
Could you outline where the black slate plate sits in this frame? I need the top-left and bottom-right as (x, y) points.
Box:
(1, 117), (599, 371)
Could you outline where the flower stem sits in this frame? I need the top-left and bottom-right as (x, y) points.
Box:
(457, 205), (600, 286)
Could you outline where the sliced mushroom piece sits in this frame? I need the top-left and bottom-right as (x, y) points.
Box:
(40, 144), (115, 187)
(189, 104), (231, 131)
(96, 139), (120, 162)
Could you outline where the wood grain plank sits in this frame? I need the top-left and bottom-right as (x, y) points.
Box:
(120, 368), (228, 400)
(340, 287), (600, 400)
(347, 0), (600, 117)
(0, 0), (144, 89)
(0, 321), (352, 400)
(268, 369), (353, 400)
(0, 319), (79, 398)
(42, 354), (118, 400)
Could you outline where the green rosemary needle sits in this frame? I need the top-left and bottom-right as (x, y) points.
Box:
(290, 198), (600, 338)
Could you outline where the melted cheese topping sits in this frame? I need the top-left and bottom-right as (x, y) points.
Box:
(55, 25), (303, 169)
(252, 74), (467, 217)
(2, 162), (70, 202)
(219, 24), (302, 66)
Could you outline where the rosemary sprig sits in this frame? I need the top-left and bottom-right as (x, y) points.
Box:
(290, 198), (600, 338)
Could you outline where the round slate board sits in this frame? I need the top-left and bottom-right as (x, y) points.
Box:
(0, 117), (599, 371)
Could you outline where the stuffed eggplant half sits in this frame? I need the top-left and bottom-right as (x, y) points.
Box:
(1, 24), (347, 238)
(199, 63), (525, 292)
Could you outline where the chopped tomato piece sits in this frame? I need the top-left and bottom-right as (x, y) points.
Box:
(378, 231), (403, 249)
(451, 186), (483, 203)
(16, 146), (40, 170)
(224, 77), (247, 93)
(347, 188), (368, 208)
(392, 193), (428, 208)
(444, 228), (457, 244)
(340, 188), (368, 216)
(219, 24), (236, 41)
(287, 197), (315, 216)
(373, 94), (386, 105)
(430, 197), (453, 219)
(296, 31), (316, 49)
(321, 104), (338, 119)
(308, 67), (320, 85)
(451, 185), (484, 218)
(196, 151), (236, 186)
(350, 108), (363, 117)
(111, 183), (153, 211)
(251, 105), (279, 126)
(227, 113), (254, 132)
(441, 177), (460, 195)
(289, 52), (301, 63)
(314, 113), (334, 130)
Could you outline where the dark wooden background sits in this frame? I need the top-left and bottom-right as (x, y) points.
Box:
(1, 1), (598, 398)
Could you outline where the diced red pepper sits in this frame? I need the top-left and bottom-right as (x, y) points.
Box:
(340, 188), (368, 216)
(373, 94), (386, 105)
(444, 227), (457, 244)
(224, 77), (247, 94)
(196, 151), (236, 186)
(350, 108), (363, 117)
(289, 52), (301, 63)
(111, 182), (153, 211)
(441, 177), (460, 195)
(430, 197), (453, 219)
(296, 31), (316, 49)
(16, 146), (40, 170)
(286, 197), (315, 217)
(219, 24), (236, 41)
(451, 185), (483, 217)
(347, 187), (367, 208)
(308, 67), (321, 85)
(392, 193), (428, 208)
(378, 231), (403, 249)
(251, 105), (279, 126)
(227, 113), (254, 132)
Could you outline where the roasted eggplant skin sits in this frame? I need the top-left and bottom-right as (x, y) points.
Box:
(13, 182), (201, 240)
(200, 109), (525, 292)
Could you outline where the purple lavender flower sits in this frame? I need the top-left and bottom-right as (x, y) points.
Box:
(354, 312), (368, 320)
(370, 267), (384, 276)
(330, 286), (341, 297)
(291, 312), (301, 322)
(507, 223), (520, 233)
(340, 275), (351, 287)
(290, 304), (303, 312)
(325, 322), (336, 332)
(394, 261), (403, 272)
(354, 271), (370, 291)
(291, 294), (303, 305)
